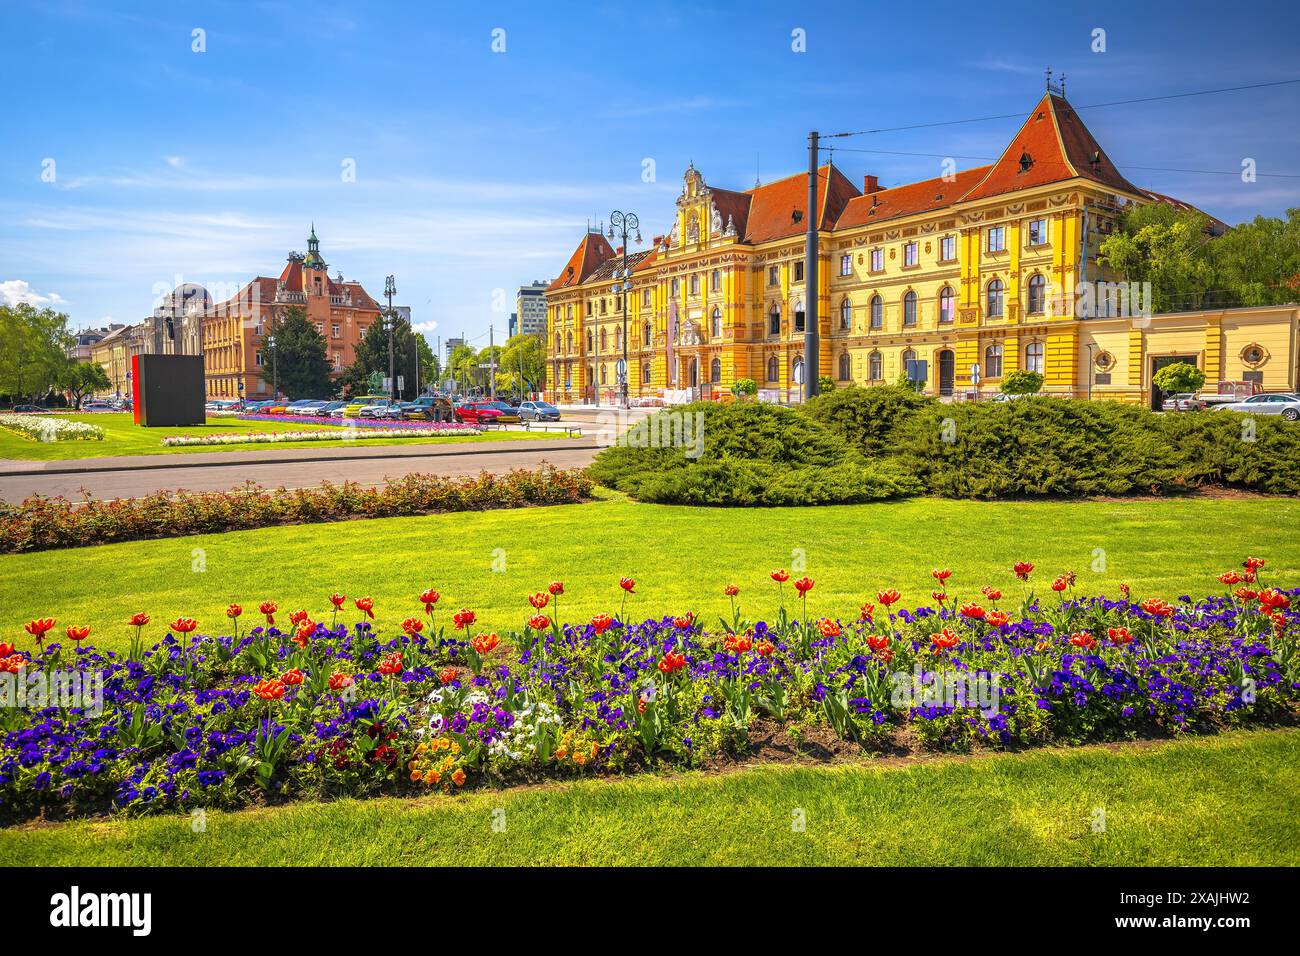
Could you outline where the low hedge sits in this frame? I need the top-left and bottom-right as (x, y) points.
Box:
(0, 466), (593, 553)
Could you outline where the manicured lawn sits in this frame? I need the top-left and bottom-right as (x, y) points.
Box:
(2, 495), (1296, 657)
(2, 729), (1293, 865)
(0, 412), (548, 460)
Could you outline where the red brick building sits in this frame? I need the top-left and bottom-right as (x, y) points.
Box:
(203, 227), (382, 399)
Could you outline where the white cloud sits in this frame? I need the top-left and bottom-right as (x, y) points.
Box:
(164, 155), (185, 168)
(0, 280), (66, 307)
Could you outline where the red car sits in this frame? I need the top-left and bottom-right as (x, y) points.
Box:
(454, 402), (504, 424)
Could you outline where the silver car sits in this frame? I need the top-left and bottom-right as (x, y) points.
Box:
(1211, 393), (1300, 421)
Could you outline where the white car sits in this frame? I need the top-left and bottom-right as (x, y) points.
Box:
(357, 400), (404, 420)
(1211, 393), (1300, 421)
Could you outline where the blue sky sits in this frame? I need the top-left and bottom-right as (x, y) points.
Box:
(2, 0), (1298, 349)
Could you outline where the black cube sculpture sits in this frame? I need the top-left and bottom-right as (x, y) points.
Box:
(131, 354), (206, 427)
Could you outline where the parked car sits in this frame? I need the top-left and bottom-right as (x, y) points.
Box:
(1210, 392), (1300, 421)
(11, 404), (48, 413)
(1161, 393), (1206, 412)
(484, 401), (522, 423)
(454, 401), (504, 425)
(293, 400), (332, 416)
(357, 399), (405, 420)
(518, 401), (561, 422)
(400, 395), (455, 422)
(343, 395), (387, 417)
(80, 401), (115, 412)
(243, 401), (276, 413)
(315, 400), (349, 417)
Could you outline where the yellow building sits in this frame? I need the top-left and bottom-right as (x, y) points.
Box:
(545, 89), (1299, 408)
(87, 323), (149, 400)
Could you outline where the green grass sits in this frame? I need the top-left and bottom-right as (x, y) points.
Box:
(2, 730), (1294, 865)
(0, 412), (547, 460)
(3, 495), (1297, 656)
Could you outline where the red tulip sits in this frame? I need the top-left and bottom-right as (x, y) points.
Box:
(619, 577), (636, 593)
(1140, 598), (1174, 618)
(1108, 626), (1133, 645)
(755, 639), (775, 657)
(527, 614), (551, 631)
(0, 643), (13, 658)
(65, 625), (91, 642)
(377, 652), (404, 676)
(590, 613), (613, 635)
(1258, 589), (1290, 611)
(252, 678), (285, 701)
(724, 584), (739, 597)
(355, 597), (375, 620)
(1050, 576), (1069, 593)
(329, 593), (347, 608)
(793, 577), (815, 596)
(452, 608), (476, 630)
(980, 587), (1002, 601)
(288, 609), (309, 626)
(548, 581), (565, 596)
(858, 601), (875, 621)
(127, 612), (150, 628)
(771, 569), (789, 583)
(328, 672), (354, 690)
(1069, 631), (1098, 651)
(985, 610), (1010, 628)
(281, 668), (305, 686)
(259, 601), (278, 625)
(816, 618), (841, 638)
(171, 617), (198, 634)
(1244, 556), (1266, 572)
(877, 589), (901, 607)
(401, 617), (424, 635)
(528, 591), (550, 610)
(866, 634), (890, 652)
(930, 627), (959, 650)
(471, 632), (500, 654)
(419, 588), (440, 611)
(1218, 571), (1241, 586)
(959, 602), (985, 620)
(1013, 562), (1034, 580)
(672, 614), (694, 631)
(226, 603), (242, 619)
(24, 618), (55, 642)
(657, 651), (687, 674)
(931, 568), (952, 582)
(438, 666), (458, 684)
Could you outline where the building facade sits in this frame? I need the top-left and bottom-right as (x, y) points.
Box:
(515, 281), (548, 339)
(545, 89), (1299, 408)
(200, 227), (382, 399)
(87, 322), (150, 399)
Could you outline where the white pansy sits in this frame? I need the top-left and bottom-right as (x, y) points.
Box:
(0, 413), (105, 442)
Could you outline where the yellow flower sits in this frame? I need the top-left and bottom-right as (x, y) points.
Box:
(410, 770), (422, 782)
(451, 769), (466, 786)
(555, 747), (568, 760)
(425, 770), (441, 785)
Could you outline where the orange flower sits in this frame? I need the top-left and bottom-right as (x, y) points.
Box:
(980, 587), (1002, 601)
(590, 613), (613, 635)
(126, 612), (150, 628)
(793, 576), (815, 596)
(259, 601), (278, 625)
(658, 651), (687, 674)
(401, 617), (424, 635)
(355, 597), (375, 619)
(527, 614), (550, 630)
(755, 639), (775, 657)
(724, 584), (739, 596)
(548, 581), (565, 596)
(471, 632), (500, 654)
(931, 568), (953, 582)
(930, 627), (960, 650)
(1050, 576), (1069, 593)
(226, 603), (242, 619)
(1069, 631), (1098, 651)
(1107, 626), (1133, 645)
(959, 602), (985, 620)
(724, 632), (753, 653)
(377, 652), (404, 676)
(1244, 556), (1266, 572)
(931, 591), (948, 603)
(876, 589), (901, 607)
(281, 668), (305, 686)
(1218, 571), (1241, 586)
(770, 569), (789, 583)
(0, 642), (12, 658)
(451, 769), (466, 786)
(24, 618), (56, 642)
(64, 624), (91, 642)
(1258, 588), (1291, 611)
(985, 610), (1010, 628)
(816, 618), (841, 638)
(327, 672), (354, 690)
(452, 608), (476, 630)
(1234, 587), (1259, 601)
(289, 609), (309, 626)
(419, 588), (441, 611)
(528, 591), (550, 610)
(858, 601), (875, 621)
(672, 614), (694, 630)
(438, 666), (458, 684)
(170, 617), (198, 634)
(1140, 598), (1174, 618)
(619, 577), (636, 593)
(329, 593), (347, 608)
(866, 633), (890, 652)
(252, 678), (285, 700)
(1013, 561), (1034, 580)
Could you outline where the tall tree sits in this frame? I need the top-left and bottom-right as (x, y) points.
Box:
(1210, 208), (1300, 306)
(1098, 204), (1217, 313)
(0, 303), (73, 399)
(267, 307), (335, 399)
(497, 333), (547, 397)
(58, 360), (111, 408)
(340, 313), (433, 399)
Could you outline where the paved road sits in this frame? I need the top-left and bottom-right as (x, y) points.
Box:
(0, 439), (602, 504)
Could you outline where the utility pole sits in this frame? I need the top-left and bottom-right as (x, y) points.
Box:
(384, 275), (396, 401)
(804, 130), (820, 402)
(489, 325), (496, 400)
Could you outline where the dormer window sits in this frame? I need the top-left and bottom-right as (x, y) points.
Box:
(1019, 151), (1034, 172)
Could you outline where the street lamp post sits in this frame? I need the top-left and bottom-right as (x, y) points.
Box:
(607, 210), (641, 409)
(384, 275), (397, 401)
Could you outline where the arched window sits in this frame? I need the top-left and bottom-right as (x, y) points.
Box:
(869, 350), (882, 381)
(600, 328), (607, 351)
(564, 366), (572, 388)
(903, 290), (918, 327)
(642, 363), (652, 384)
(671, 277), (680, 297)
(839, 298), (851, 330)
(1027, 274), (1046, 314)
(586, 331), (593, 352)
(586, 365), (593, 385)
(769, 304), (781, 336)
(566, 331), (573, 353)
(643, 321), (652, 346)
(792, 355), (804, 384)
(838, 353), (851, 380)
(984, 343), (1003, 377)
(987, 279), (1005, 318)
(614, 327), (622, 350)
(939, 286), (955, 324)
(711, 307), (722, 338)
(555, 333), (561, 353)
(794, 298), (805, 333)
(766, 355), (779, 382)
(711, 269), (720, 292)
(710, 357), (721, 383)
(901, 348), (916, 367)
(600, 364), (607, 384)
(870, 294), (883, 329)
(1025, 341), (1044, 374)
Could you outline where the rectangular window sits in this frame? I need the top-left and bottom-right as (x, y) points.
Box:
(940, 236), (956, 262)
(690, 274), (700, 295)
(903, 242), (918, 267)
(869, 248), (884, 272)
(642, 289), (651, 307)
(794, 261), (804, 282)
(331, 324), (340, 338)
(987, 226), (1006, 253)
(314, 323), (323, 333)
(768, 266), (779, 286)
(1028, 218), (1048, 246)
(254, 350), (263, 367)
(839, 254), (852, 276)
(711, 270), (720, 292)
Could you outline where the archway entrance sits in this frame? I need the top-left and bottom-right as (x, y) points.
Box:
(938, 349), (955, 396)
(1151, 355), (1194, 411)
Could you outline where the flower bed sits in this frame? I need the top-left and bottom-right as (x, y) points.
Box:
(161, 423), (482, 447)
(0, 466), (593, 553)
(1, 559), (1294, 822)
(0, 413), (104, 443)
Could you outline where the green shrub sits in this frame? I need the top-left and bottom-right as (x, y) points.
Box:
(1152, 361), (1206, 395)
(629, 458), (921, 506)
(1158, 411), (1300, 494)
(889, 397), (1187, 498)
(800, 385), (933, 458)
(1000, 369), (1044, 395)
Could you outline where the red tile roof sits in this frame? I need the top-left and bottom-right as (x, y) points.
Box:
(742, 164), (860, 243)
(963, 94), (1141, 202)
(835, 166), (991, 229)
(548, 232), (616, 291)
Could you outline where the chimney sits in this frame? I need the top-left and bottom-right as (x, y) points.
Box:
(863, 174), (881, 194)
(615, 245), (624, 255)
